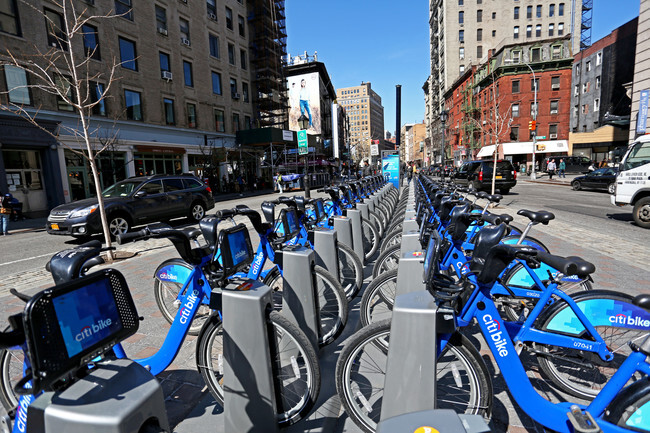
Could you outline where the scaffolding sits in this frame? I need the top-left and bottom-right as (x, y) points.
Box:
(580, 0), (593, 49)
(248, 0), (288, 128)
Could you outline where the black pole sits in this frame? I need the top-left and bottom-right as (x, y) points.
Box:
(395, 85), (401, 151)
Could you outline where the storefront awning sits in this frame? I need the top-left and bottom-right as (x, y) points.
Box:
(476, 140), (569, 158)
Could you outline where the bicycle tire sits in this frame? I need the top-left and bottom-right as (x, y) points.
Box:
(337, 242), (364, 300)
(0, 346), (22, 412)
(603, 377), (650, 432)
(264, 265), (348, 346)
(536, 290), (649, 400)
(369, 210), (385, 238)
(361, 219), (380, 262)
(359, 269), (398, 327)
(153, 259), (211, 336)
(335, 321), (492, 433)
(376, 201), (393, 222)
(372, 244), (401, 279)
(379, 228), (402, 253)
(196, 311), (321, 426)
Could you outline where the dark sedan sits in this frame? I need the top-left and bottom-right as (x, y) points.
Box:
(571, 167), (618, 194)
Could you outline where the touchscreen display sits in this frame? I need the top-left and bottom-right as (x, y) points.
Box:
(286, 210), (299, 234)
(228, 229), (250, 267)
(53, 278), (122, 358)
(316, 200), (325, 220)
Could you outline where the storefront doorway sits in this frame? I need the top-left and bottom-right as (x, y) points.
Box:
(2, 149), (48, 213)
(63, 150), (127, 200)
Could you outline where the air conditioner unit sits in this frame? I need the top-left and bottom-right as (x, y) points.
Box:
(162, 71), (173, 81)
(552, 85), (560, 90)
(157, 27), (168, 36)
(549, 133), (558, 139)
(232, 92), (241, 99)
(181, 38), (191, 46)
(208, 12), (217, 20)
(550, 110), (558, 114)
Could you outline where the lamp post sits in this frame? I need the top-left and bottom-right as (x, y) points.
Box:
(505, 60), (537, 180)
(440, 109), (449, 180)
(298, 116), (311, 197)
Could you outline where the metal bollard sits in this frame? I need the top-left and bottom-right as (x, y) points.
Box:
(346, 209), (365, 265)
(312, 227), (340, 278)
(357, 202), (370, 222)
(332, 215), (353, 252)
(395, 251), (426, 296)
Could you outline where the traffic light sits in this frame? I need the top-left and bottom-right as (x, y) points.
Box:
(528, 120), (537, 131)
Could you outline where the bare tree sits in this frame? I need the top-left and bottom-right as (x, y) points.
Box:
(0, 0), (127, 259)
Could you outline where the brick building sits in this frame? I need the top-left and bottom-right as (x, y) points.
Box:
(444, 36), (573, 170)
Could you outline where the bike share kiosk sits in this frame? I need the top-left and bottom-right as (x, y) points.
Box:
(308, 200), (340, 283)
(346, 209), (365, 265)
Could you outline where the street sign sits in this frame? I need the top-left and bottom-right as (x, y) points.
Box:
(536, 135), (546, 139)
(298, 130), (308, 155)
(370, 144), (379, 156)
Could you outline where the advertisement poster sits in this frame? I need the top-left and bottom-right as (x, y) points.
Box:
(287, 72), (321, 134)
(382, 153), (400, 189)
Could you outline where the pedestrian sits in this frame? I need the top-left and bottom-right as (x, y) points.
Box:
(547, 159), (557, 180)
(1, 193), (12, 236)
(407, 164), (413, 184)
(588, 161), (596, 172)
(362, 160), (371, 177)
(558, 158), (566, 178)
(237, 174), (245, 196)
(276, 172), (283, 194)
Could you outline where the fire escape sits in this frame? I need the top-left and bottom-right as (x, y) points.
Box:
(461, 86), (480, 159)
(248, 0), (288, 128)
(581, 0), (593, 49)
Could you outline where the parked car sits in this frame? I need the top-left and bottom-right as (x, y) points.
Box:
(46, 174), (215, 237)
(542, 156), (592, 174)
(451, 159), (517, 194)
(571, 167), (619, 194)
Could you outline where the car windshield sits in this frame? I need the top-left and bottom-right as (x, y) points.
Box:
(623, 140), (650, 171)
(102, 181), (141, 198)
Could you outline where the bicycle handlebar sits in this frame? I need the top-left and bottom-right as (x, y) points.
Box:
(116, 227), (150, 244)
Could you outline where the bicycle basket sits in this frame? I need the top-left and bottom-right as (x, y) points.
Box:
(217, 223), (254, 277)
(273, 208), (300, 243)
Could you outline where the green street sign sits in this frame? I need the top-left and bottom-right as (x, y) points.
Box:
(298, 130), (308, 155)
(536, 136), (547, 139)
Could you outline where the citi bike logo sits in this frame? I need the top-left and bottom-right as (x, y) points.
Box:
(76, 318), (113, 342)
(250, 252), (264, 276)
(609, 313), (650, 328)
(15, 393), (34, 432)
(482, 314), (508, 357)
(179, 290), (200, 325)
(158, 271), (178, 281)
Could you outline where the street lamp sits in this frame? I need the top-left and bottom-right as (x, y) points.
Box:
(440, 109), (449, 179)
(505, 59), (537, 180)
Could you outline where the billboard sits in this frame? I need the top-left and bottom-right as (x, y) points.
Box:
(288, 72), (321, 134)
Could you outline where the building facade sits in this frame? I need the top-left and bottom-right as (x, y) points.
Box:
(570, 18), (637, 163)
(400, 123), (427, 165)
(0, 0), (285, 214)
(629, 0), (650, 143)
(336, 82), (385, 163)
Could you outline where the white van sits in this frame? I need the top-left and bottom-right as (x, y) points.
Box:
(611, 134), (650, 228)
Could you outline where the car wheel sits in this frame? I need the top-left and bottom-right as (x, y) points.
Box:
(607, 183), (616, 194)
(108, 215), (130, 237)
(633, 197), (650, 229)
(189, 201), (206, 223)
(572, 181), (581, 191)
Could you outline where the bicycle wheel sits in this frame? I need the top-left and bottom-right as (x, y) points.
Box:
(0, 347), (23, 412)
(604, 377), (650, 432)
(335, 321), (492, 433)
(372, 244), (401, 279)
(369, 210), (385, 238)
(264, 265), (348, 346)
(359, 269), (398, 327)
(153, 259), (211, 336)
(337, 242), (364, 300)
(536, 290), (650, 400)
(361, 219), (380, 262)
(379, 227), (402, 253)
(196, 311), (321, 426)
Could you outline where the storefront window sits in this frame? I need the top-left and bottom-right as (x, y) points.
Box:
(3, 150), (43, 191)
(64, 149), (126, 200)
(134, 153), (183, 177)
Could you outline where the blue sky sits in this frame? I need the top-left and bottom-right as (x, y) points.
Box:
(285, 1), (640, 135)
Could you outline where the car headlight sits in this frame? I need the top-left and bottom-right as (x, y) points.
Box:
(70, 205), (98, 219)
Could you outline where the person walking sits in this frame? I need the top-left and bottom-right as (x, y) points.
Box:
(1, 193), (12, 236)
(547, 159), (557, 180)
(276, 172), (283, 194)
(558, 158), (566, 178)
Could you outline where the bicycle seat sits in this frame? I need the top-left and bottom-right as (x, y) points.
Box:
(498, 213), (514, 224)
(475, 243), (538, 284)
(439, 198), (465, 223)
(476, 191), (489, 200)
(481, 213), (503, 226)
(517, 209), (555, 225)
(487, 194), (503, 203)
(634, 294), (650, 311)
(48, 241), (103, 285)
(564, 256), (596, 277)
(469, 223), (509, 273)
(447, 204), (473, 241)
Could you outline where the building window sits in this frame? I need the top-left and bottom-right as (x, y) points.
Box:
(124, 89), (142, 121)
(81, 24), (101, 60)
(526, 5), (532, 19)
(552, 44), (562, 59)
(242, 82), (249, 102)
(512, 103), (520, 117)
(459, 11), (464, 24)
(586, 60), (592, 72)
(214, 108), (225, 132)
(0, 0), (21, 36)
(155, 6), (167, 32)
(209, 34), (219, 58)
(574, 84), (579, 96)
(583, 82), (589, 93)
(54, 75), (73, 111)
(512, 80), (520, 93)
(207, 0), (216, 16)
(244, 115), (251, 129)
(232, 113), (240, 132)
(513, 26), (519, 39)
(582, 104), (588, 114)
(119, 37), (137, 71)
(492, 11), (496, 19)
(559, 3), (564, 15)
(573, 105), (578, 118)
(477, 9), (482, 22)
(477, 0), (482, 4)
(183, 61), (193, 87)
(460, 64), (465, 74)
(44, 9), (68, 51)
(159, 52), (170, 76)
(531, 47), (541, 62)
(163, 98), (174, 125)
(186, 103), (197, 128)
(535, 24), (541, 37)
(595, 75), (601, 89)
(492, 29), (496, 37)
(114, 0), (132, 20)
(550, 100), (559, 114)
(558, 22), (564, 35)
(230, 77), (237, 98)
(228, 43), (235, 65)
(594, 98), (601, 112)
(89, 81), (106, 116)
(536, 4), (542, 18)
(458, 0), (463, 5)
(531, 77), (539, 92)
(477, 45), (483, 58)
(549, 3), (555, 16)
(596, 51), (602, 65)
(511, 50), (521, 63)
(459, 29), (464, 42)
(180, 18), (190, 44)
(530, 101), (538, 117)
(459, 47), (465, 59)
(510, 126), (519, 141)
(526, 25), (532, 38)
(549, 124), (558, 137)
(240, 49), (247, 69)
(514, 7), (519, 19)
(4, 65), (30, 105)
(238, 15), (245, 36)
(211, 71), (222, 94)
(477, 28), (482, 41)
(551, 76), (560, 90)
(548, 23), (554, 36)
(225, 7), (233, 30)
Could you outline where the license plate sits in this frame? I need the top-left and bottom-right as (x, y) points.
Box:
(51, 223), (59, 230)
(495, 175), (503, 179)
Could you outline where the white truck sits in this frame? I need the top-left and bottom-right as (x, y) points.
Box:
(611, 134), (650, 228)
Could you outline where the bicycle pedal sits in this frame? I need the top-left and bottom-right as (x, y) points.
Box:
(567, 406), (602, 433)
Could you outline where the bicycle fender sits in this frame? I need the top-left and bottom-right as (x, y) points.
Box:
(603, 377), (650, 430)
(154, 258), (193, 283)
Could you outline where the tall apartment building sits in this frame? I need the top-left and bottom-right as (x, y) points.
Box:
(0, 0), (284, 214)
(629, 0), (650, 142)
(336, 82), (385, 162)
